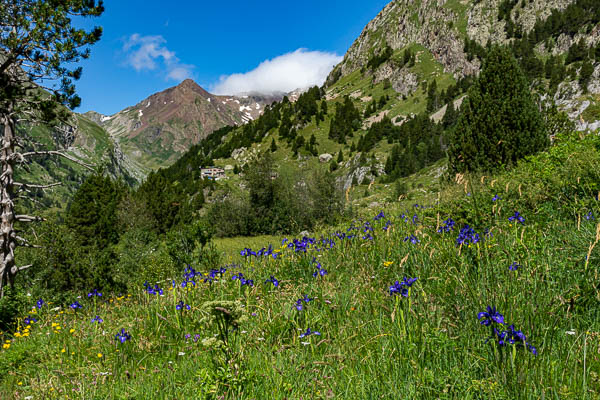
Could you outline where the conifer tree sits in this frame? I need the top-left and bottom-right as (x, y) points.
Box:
(0, 0), (104, 294)
(321, 100), (328, 116)
(426, 80), (438, 113)
(448, 46), (547, 174)
(270, 138), (277, 153)
(442, 100), (458, 129)
(337, 150), (344, 163)
(579, 61), (594, 92)
(329, 159), (338, 172)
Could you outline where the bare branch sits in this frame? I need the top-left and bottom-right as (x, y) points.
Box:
(10, 265), (33, 274)
(19, 150), (95, 170)
(15, 215), (45, 223)
(15, 236), (41, 248)
(16, 195), (43, 206)
(14, 182), (62, 190)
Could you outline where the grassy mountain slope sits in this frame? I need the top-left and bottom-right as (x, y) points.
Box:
(179, 0), (600, 218)
(15, 114), (135, 213)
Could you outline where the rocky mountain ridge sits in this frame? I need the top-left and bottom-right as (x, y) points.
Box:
(84, 79), (284, 179)
(326, 0), (600, 130)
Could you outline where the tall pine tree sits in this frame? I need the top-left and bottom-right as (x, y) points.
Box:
(448, 46), (547, 174)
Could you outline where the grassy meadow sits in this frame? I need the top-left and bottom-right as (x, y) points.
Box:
(1, 132), (600, 399)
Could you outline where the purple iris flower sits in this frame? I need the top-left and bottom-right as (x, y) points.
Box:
(477, 306), (504, 326)
(299, 328), (321, 338)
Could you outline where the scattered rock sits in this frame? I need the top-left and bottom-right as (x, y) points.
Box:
(319, 153), (333, 163)
(231, 147), (247, 160)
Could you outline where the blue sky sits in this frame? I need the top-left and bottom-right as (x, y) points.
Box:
(74, 0), (391, 115)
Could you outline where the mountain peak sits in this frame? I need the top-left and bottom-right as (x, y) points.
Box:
(173, 78), (209, 96)
(178, 78), (199, 88)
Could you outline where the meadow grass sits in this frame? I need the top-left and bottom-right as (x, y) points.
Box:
(1, 177), (599, 399)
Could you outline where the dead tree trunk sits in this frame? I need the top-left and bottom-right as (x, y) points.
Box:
(0, 106), (17, 296)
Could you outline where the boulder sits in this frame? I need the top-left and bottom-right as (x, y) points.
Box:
(319, 153), (333, 163)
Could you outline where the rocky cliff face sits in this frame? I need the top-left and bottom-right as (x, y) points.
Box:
(329, 0), (578, 83)
(326, 0), (600, 132)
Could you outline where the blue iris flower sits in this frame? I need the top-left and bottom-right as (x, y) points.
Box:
(91, 315), (103, 323)
(374, 211), (386, 221)
(115, 328), (132, 343)
(36, 298), (45, 309)
(312, 262), (327, 277)
(70, 301), (83, 310)
(87, 289), (102, 298)
(437, 218), (455, 233)
(295, 294), (313, 311)
(265, 276), (279, 287)
(487, 324), (537, 355)
(144, 281), (164, 295)
(299, 328), (321, 338)
(232, 273), (254, 287)
(457, 225), (480, 246)
(508, 211), (525, 224)
(585, 211), (594, 221)
(477, 306), (505, 326)
(176, 301), (191, 311)
(509, 262), (520, 271)
(404, 234), (420, 244)
(389, 277), (418, 297)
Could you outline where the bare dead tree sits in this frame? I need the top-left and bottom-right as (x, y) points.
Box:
(0, 0), (104, 296)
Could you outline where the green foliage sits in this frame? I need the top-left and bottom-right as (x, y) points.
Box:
(526, 0), (600, 43)
(135, 161), (207, 233)
(393, 179), (408, 200)
(329, 159), (338, 172)
(448, 47), (548, 174)
(165, 220), (212, 267)
(66, 173), (125, 249)
(0, 0), (104, 114)
(0, 288), (27, 332)
(328, 96), (361, 144)
(366, 44), (393, 71)
(207, 154), (345, 237)
(30, 220), (125, 298)
(579, 60), (595, 92)
(441, 100), (458, 129)
(426, 79), (439, 112)
(294, 86), (322, 124)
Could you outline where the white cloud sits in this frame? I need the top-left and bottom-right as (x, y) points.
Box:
(122, 34), (194, 81)
(211, 49), (342, 95)
(167, 65), (195, 81)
